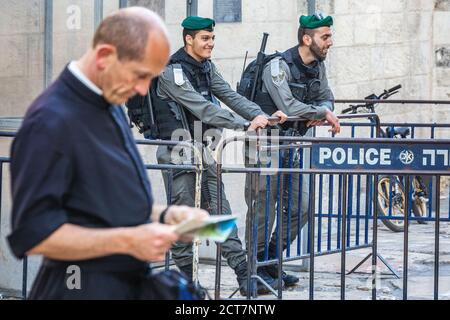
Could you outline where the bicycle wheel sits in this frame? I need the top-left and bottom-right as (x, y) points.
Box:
(376, 176), (407, 232)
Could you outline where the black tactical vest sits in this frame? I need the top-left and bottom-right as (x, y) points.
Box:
(254, 45), (322, 131)
(152, 48), (219, 140)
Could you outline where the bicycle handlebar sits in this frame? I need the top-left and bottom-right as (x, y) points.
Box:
(387, 84), (402, 93)
(341, 106), (354, 114)
(341, 84), (402, 114)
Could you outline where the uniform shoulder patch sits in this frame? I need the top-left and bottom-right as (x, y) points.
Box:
(172, 64), (185, 86)
(270, 57), (285, 85)
(270, 57), (281, 77)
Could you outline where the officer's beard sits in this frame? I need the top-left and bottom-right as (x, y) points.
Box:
(310, 39), (328, 62)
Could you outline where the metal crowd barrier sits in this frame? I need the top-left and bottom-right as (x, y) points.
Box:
(1, 115), (450, 300)
(215, 132), (449, 300)
(214, 114), (385, 299)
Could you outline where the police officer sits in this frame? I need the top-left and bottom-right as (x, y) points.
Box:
(129, 16), (287, 295)
(244, 13), (341, 288)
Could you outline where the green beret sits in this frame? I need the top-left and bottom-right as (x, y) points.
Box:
(181, 16), (215, 31)
(299, 13), (333, 29)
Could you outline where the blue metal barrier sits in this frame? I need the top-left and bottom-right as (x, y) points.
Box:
(1, 119), (450, 300)
(215, 134), (450, 300)
(214, 120), (450, 299)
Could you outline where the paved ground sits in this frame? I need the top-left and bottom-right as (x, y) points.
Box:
(197, 196), (450, 300)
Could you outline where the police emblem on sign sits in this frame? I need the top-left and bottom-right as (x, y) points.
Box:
(399, 150), (414, 165)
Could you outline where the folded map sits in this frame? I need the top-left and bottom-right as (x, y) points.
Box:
(174, 215), (237, 243)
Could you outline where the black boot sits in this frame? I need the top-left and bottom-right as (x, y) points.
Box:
(234, 262), (279, 296)
(264, 246), (299, 287)
(178, 264), (206, 300)
(263, 264), (299, 287)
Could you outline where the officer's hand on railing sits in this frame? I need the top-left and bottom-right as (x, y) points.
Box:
(268, 111), (288, 126)
(248, 115), (269, 131)
(164, 205), (209, 225)
(306, 119), (326, 127)
(325, 109), (341, 134)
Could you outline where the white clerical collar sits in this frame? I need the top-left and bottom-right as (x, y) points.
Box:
(68, 61), (103, 96)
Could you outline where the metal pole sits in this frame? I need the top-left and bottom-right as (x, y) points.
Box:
(119, 0), (128, 9)
(307, 0), (316, 15)
(277, 170), (284, 299)
(372, 174), (378, 300)
(215, 162), (223, 300)
(44, 0), (53, 88)
(94, 0), (104, 28)
(403, 175), (410, 300)
(434, 176), (440, 300)
(335, 99), (450, 105)
(247, 171), (255, 299)
(186, 0), (198, 17)
(165, 170), (173, 271)
(253, 131), (262, 299)
(268, 114), (382, 138)
(340, 174), (348, 300)
(308, 173), (316, 300)
(301, 128), (313, 271)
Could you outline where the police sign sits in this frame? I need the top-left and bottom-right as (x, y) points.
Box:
(311, 143), (450, 171)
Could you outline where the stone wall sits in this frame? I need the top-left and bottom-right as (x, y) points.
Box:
(1, 1), (448, 118)
(0, 0), (45, 117)
(433, 0), (450, 126)
(316, 0), (448, 127)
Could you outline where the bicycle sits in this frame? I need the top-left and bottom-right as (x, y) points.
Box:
(341, 85), (428, 232)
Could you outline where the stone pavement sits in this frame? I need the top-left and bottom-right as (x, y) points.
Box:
(197, 196), (450, 300)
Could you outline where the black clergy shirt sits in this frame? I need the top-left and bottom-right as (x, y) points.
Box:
(7, 66), (154, 272)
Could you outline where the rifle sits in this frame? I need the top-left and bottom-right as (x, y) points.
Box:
(145, 89), (159, 139)
(249, 32), (269, 102)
